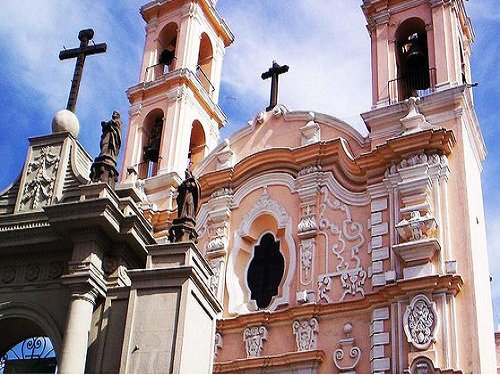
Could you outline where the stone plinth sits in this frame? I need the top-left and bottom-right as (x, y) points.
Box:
(121, 241), (221, 373)
(90, 155), (119, 188)
(168, 217), (198, 243)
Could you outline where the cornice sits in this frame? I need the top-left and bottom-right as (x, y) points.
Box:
(214, 349), (326, 373)
(126, 68), (227, 127)
(217, 274), (462, 330)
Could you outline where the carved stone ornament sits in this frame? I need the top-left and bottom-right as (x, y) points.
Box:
(333, 323), (361, 373)
(243, 325), (268, 358)
(317, 186), (367, 302)
(400, 97), (431, 134)
(214, 332), (223, 359)
(20, 145), (60, 211)
(209, 259), (222, 296)
(300, 239), (315, 286)
(403, 294), (438, 350)
(396, 211), (437, 242)
(292, 317), (319, 351)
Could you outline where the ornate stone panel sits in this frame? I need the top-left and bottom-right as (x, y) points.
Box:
(19, 145), (61, 211)
(243, 325), (268, 358)
(292, 317), (319, 351)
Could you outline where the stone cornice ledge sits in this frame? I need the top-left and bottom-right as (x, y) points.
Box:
(217, 274), (462, 330)
(214, 349), (326, 373)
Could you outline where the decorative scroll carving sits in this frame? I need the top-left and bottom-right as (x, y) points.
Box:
(244, 325), (268, 358)
(396, 211), (437, 242)
(403, 294), (438, 350)
(318, 275), (332, 303)
(25, 264), (41, 282)
(385, 153), (447, 177)
(209, 259), (223, 296)
(340, 268), (367, 301)
(214, 332), (223, 359)
(292, 317), (319, 351)
(20, 146), (60, 211)
(300, 239), (315, 286)
(333, 323), (361, 373)
(317, 187), (366, 302)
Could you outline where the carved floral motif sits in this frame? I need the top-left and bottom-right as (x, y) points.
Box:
(20, 146), (61, 210)
(243, 325), (268, 358)
(403, 294), (438, 350)
(292, 317), (319, 351)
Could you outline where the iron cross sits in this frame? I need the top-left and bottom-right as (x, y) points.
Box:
(59, 29), (107, 113)
(261, 60), (289, 111)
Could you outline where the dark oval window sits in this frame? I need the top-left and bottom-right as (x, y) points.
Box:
(247, 233), (285, 309)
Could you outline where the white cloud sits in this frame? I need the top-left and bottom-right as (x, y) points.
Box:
(218, 0), (371, 133)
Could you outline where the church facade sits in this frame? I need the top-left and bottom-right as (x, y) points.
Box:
(0, 0), (497, 373)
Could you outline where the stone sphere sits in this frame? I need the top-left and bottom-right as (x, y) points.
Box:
(343, 322), (353, 335)
(52, 109), (80, 138)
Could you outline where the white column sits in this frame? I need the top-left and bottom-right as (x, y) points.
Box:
(58, 287), (97, 374)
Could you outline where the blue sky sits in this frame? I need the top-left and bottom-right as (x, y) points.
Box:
(0, 1), (499, 323)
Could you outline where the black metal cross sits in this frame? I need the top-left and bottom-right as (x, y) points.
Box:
(59, 29), (107, 113)
(261, 60), (289, 111)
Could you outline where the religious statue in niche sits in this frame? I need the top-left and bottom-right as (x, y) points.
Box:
(168, 169), (201, 243)
(90, 111), (122, 188)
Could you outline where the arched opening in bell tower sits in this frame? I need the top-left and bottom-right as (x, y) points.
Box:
(188, 120), (206, 170)
(157, 22), (178, 76)
(395, 18), (433, 100)
(140, 109), (164, 179)
(196, 33), (214, 95)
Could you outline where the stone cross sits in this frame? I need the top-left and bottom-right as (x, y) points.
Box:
(59, 29), (107, 112)
(261, 60), (289, 111)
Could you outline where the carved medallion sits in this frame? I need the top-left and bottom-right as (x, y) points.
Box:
(403, 294), (438, 350)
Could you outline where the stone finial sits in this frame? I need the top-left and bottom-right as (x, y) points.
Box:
(52, 109), (80, 138)
(400, 97), (431, 134)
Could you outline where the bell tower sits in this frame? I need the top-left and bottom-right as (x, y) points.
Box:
(363, 0), (474, 107)
(121, 0), (233, 206)
(362, 0), (496, 373)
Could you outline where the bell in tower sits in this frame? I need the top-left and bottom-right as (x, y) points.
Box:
(396, 19), (431, 99)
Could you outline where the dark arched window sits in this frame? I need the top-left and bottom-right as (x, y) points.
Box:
(247, 233), (285, 309)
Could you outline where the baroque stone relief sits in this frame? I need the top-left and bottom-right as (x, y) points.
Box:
(292, 317), (319, 351)
(243, 325), (268, 358)
(209, 258), (223, 296)
(333, 323), (361, 373)
(19, 145), (61, 211)
(317, 186), (367, 302)
(396, 210), (437, 242)
(403, 294), (438, 350)
(299, 239), (315, 286)
(214, 332), (223, 359)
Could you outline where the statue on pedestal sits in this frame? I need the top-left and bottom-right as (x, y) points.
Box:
(90, 111), (122, 188)
(168, 169), (201, 243)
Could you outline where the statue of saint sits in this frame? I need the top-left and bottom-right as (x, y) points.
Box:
(99, 111), (122, 161)
(176, 169), (201, 220)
